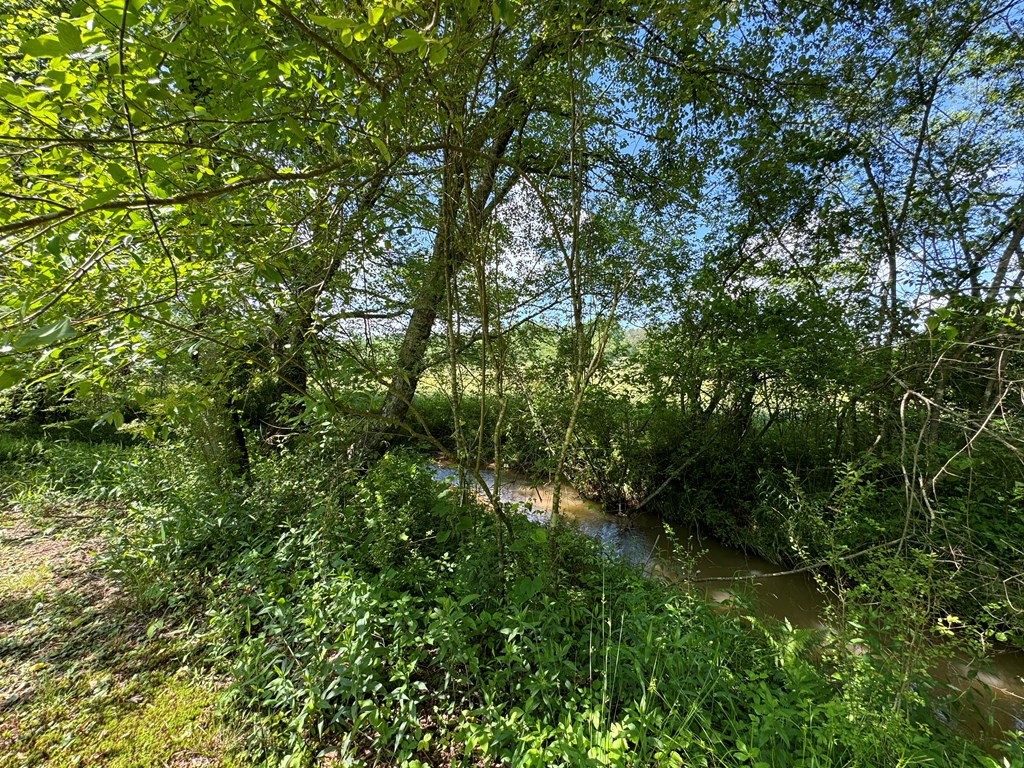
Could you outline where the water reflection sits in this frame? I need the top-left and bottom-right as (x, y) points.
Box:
(432, 463), (826, 626)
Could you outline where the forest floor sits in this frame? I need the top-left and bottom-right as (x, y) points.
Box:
(0, 499), (240, 768)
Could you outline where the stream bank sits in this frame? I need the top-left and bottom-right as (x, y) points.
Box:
(432, 462), (1024, 753)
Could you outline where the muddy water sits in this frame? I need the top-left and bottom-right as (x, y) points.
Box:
(432, 463), (1024, 749)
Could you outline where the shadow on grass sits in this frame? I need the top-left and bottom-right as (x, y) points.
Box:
(0, 503), (240, 768)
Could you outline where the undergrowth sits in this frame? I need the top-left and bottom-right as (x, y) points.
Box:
(3, 429), (1022, 767)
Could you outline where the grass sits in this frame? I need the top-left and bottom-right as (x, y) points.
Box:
(67, 678), (233, 768)
(0, 480), (241, 768)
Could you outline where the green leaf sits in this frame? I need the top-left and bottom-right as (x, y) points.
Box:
(95, 410), (123, 430)
(371, 136), (392, 163)
(491, 0), (515, 25)
(512, 575), (544, 602)
(81, 189), (121, 209)
(428, 43), (448, 65)
(255, 262), (285, 284)
(107, 163), (130, 183)
(13, 318), (75, 350)
(56, 20), (84, 55)
(20, 35), (65, 58)
(310, 15), (351, 31)
(388, 30), (425, 53)
(368, 6), (384, 25)
(0, 80), (23, 102)
(0, 367), (27, 392)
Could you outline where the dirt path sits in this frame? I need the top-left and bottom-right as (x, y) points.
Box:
(0, 502), (239, 767)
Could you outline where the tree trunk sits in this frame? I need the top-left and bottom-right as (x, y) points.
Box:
(355, 215), (451, 460)
(259, 173), (389, 448)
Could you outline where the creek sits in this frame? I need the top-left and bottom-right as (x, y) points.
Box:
(431, 462), (1024, 753)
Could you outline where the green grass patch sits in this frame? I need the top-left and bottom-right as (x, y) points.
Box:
(0, 459), (242, 768)
(53, 676), (235, 768)
(0, 562), (52, 597)
(2, 669), (239, 768)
